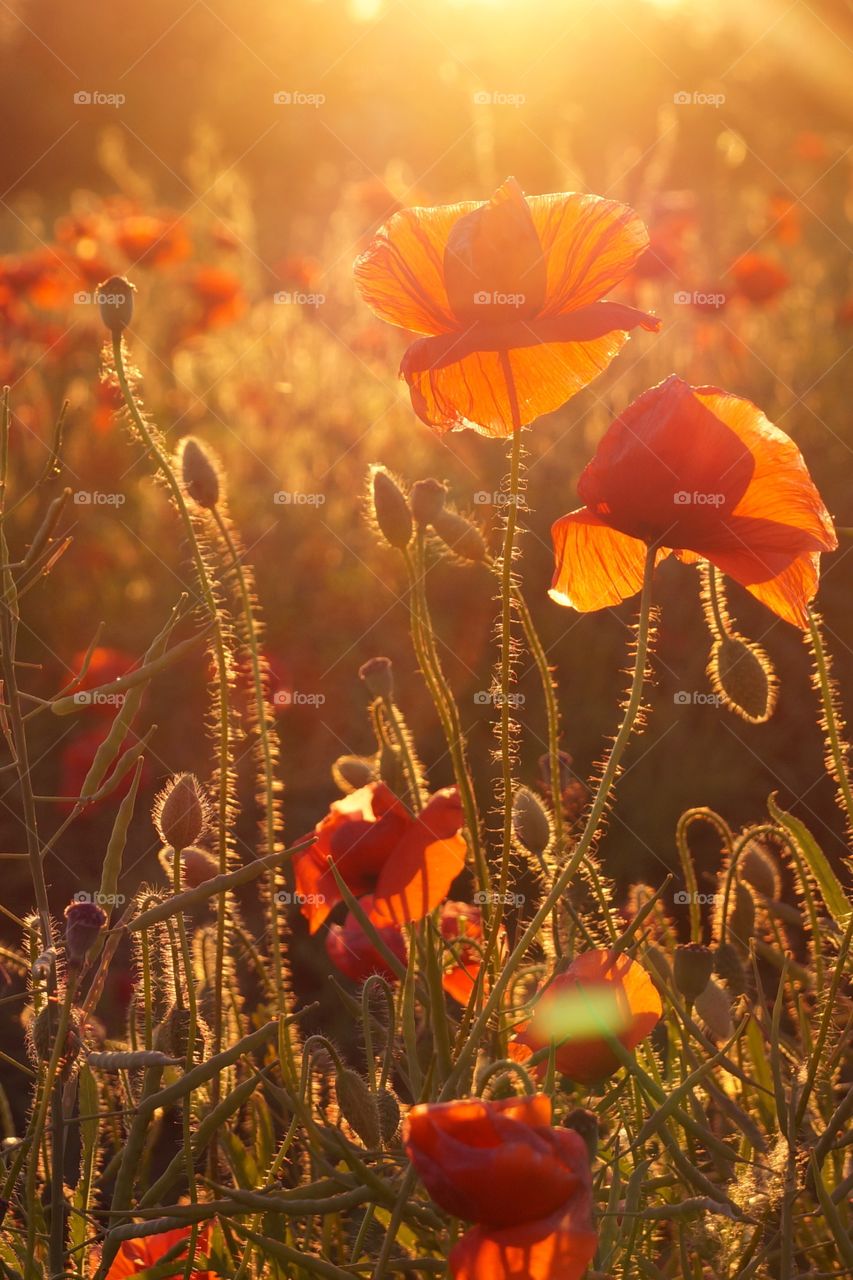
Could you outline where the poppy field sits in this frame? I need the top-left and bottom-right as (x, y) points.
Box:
(0, 1), (851, 1278)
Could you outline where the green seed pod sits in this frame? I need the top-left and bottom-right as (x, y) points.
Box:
(673, 943), (714, 1003)
(332, 755), (376, 793)
(432, 509), (487, 562)
(180, 437), (220, 509)
(694, 978), (733, 1041)
(336, 1068), (380, 1147)
(512, 786), (553, 856)
(154, 773), (208, 854)
(97, 275), (135, 335)
(708, 633), (778, 724)
(409, 478), (447, 526)
(371, 469), (412, 550)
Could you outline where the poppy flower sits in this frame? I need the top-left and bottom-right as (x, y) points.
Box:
(325, 894), (408, 982)
(549, 376), (836, 628)
(440, 901), (486, 1005)
(294, 782), (466, 933)
(114, 215), (191, 267)
(353, 176), (660, 436)
(512, 949), (662, 1085)
(405, 1094), (597, 1280)
(104, 1224), (219, 1279)
(729, 252), (790, 305)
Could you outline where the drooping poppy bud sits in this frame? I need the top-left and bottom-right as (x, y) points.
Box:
(376, 1088), (401, 1141)
(336, 1068), (381, 1148)
(359, 656), (394, 700)
(410, 478), (447, 526)
(97, 275), (135, 335)
(709, 633), (778, 724)
(332, 754), (376, 792)
(512, 786), (552, 856)
(180, 438), (220, 509)
(433, 509), (487, 562)
(64, 900), (107, 966)
(673, 943), (714, 1003)
(154, 773), (208, 854)
(371, 468), (412, 549)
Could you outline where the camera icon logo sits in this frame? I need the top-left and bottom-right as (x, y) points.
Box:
(473, 290), (491, 305)
(73, 890), (92, 903)
(673, 890), (689, 904)
(673, 291), (691, 305)
(273, 91), (292, 105)
(673, 490), (691, 505)
(73, 90), (93, 105)
(673, 91), (691, 105)
(473, 91), (492, 105)
(673, 691), (691, 705)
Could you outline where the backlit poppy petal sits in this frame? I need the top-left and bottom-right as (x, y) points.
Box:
(705, 548), (821, 629)
(354, 202), (479, 335)
(550, 508), (669, 612)
(450, 1199), (598, 1280)
(373, 832), (466, 925)
(527, 191), (651, 315)
(444, 177), (546, 322)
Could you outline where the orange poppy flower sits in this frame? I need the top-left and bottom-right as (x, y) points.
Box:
(549, 376), (836, 629)
(104, 1225), (219, 1279)
(325, 893), (408, 982)
(114, 215), (191, 267)
(513, 949), (662, 1085)
(729, 252), (790, 305)
(353, 177), (660, 436)
(404, 1094), (596, 1280)
(294, 782), (466, 932)
(440, 901), (486, 1005)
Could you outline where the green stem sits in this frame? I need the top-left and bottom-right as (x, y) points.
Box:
(806, 607), (853, 836)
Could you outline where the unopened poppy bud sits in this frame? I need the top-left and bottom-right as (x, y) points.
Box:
(562, 1107), (599, 1162)
(727, 881), (756, 949)
(154, 1005), (207, 1062)
(673, 943), (714, 1003)
(432, 509), (487, 562)
(371, 469), (412, 550)
(64, 900), (107, 966)
(359, 656), (394, 700)
(512, 786), (552, 856)
(336, 1068), (381, 1147)
(332, 754), (376, 792)
(709, 633), (778, 724)
(97, 275), (135, 335)
(740, 840), (780, 900)
(713, 941), (747, 995)
(180, 438), (220, 509)
(694, 978), (733, 1041)
(179, 846), (219, 890)
(409, 478), (447, 526)
(154, 773), (208, 853)
(376, 1088), (401, 1142)
(30, 1003), (82, 1068)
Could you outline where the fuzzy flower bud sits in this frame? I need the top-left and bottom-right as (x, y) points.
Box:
(64, 900), (107, 966)
(409, 478), (447, 526)
(371, 468), (412, 550)
(336, 1068), (381, 1147)
(673, 943), (714, 1003)
(432, 509), (487, 562)
(709, 633), (778, 724)
(511, 786), (552, 856)
(376, 1088), (401, 1142)
(154, 773), (208, 854)
(332, 754), (376, 792)
(181, 437), (220, 509)
(97, 275), (135, 335)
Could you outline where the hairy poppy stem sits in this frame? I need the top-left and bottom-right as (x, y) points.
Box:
(806, 607), (853, 838)
(442, 545), (658, 1096)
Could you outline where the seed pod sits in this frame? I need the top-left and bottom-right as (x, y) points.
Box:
(376, 1088), (401, 1141)
(180, 438), (220, 509)
(739, 839), (781, 900)
(562, 1107), (598, 1162)
(359, 656), (394, 701)
(512, 786), (552, 856)
(694, 978), (733, 1041)
(64, 900), (107, 966)
(332, 755), (376, 793)
(714, 941), (747, 996)
(371, 469), (412, 550)
(708, 633), (778, 724)
(409, 478), (447, 526)
(673, 943), (714, 1003)
(154, 773), (208, 853)
(336, 1068), (380, 1147)
(727, 881), (756, 950)
(432, 509), (487, 562)
(97, 275), (135, 335)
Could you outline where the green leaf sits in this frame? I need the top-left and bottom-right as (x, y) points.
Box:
(768, 794), (851, 928)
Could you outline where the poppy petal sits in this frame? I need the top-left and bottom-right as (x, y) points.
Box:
(449, 1199), (598, 1280)
(707, 548), (821, 629)
(372, 833), (466, 925)
(354, 202), (480, 336)
(550, 508), (669, 612)
(526, 191), (650, 314)
(444, 177), (546, 322)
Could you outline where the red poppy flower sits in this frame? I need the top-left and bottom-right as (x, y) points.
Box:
(440, 901), (485, 1005)
(729, 252), (790, 305)
(325, 894), (408, 982)
(354, 177), (660, 436)
(186, 267), (247, 331)
(105, 1225), (219, 1279)
(512, 949), (662, 1085)
(294, 782), (466, 932)
(114, 215), (191, 267)
(549, 376), (836, 628)
(405, 1094), (596, 1280)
